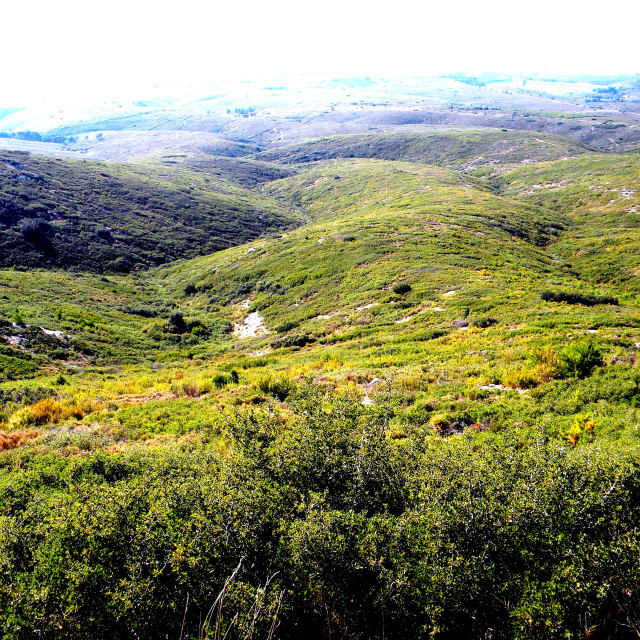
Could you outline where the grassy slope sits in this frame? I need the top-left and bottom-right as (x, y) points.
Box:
(0, 270), (159, 365)
(0, 151), (301, 272)
(2, 135), (640, 638)
(256, 129), (591, 170)
(0, 151), (636, 414)
(144, 160), (635, 398)
(154, 158), (566, 323)
(499, 154), (640, 297)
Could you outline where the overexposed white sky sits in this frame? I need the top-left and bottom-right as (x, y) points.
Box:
(2, 0), (639, 106)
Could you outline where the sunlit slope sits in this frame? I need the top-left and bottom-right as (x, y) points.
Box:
(152, 159), (574, 340)
(1, 158), (637, 448)
(500, 154), (640, 297)
(167, 155), (299, 188)
(0, 151), (301, 272)
(257, 130), (590, 171)
(0, 269), (161, 379)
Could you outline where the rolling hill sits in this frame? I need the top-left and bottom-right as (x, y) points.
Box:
(257, 129), (592, 170)
(0, 151), (301, 272)
(2, 93), (640, 639)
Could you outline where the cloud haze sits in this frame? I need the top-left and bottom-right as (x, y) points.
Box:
(2, 0), (638, 106)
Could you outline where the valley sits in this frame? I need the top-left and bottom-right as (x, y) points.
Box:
(1, 75), (640, 639)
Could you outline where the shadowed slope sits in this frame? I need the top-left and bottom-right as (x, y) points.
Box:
(0, 151), (302, 272)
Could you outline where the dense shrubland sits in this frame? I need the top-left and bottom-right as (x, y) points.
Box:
(2, 120), (640, 638)
(541, 290), (619, 306)
(1, 385), (640, 639)
(0, 152), (300, 272)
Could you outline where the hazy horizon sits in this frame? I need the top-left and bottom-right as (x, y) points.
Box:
(3, 0), (639, 109)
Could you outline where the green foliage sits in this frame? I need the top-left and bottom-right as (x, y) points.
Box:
(392, 283), (412, 295)
(2, 388), (640, 638)
(258, 129), (589, 169)
(0, 151), (300, 273)
(212, 373), (231, 388)
(255, 372), (295, 401)
(167, 312), (188, 334)
(275, 320), (299, 333)
(472, 316), (498, 328)
(275, 333), (315, 349)
(0, 353), (38, 381)
(542, 290), (618, 306)
(4, 101), (640, 638)
(11, 309), (24, 327)
(561, 340), (604, 379)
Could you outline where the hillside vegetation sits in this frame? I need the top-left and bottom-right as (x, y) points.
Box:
(498, 154), (640, 295)
(1, 107), (640, 639)
(257, 129), (591, 171)
(0, 151), (300, 272)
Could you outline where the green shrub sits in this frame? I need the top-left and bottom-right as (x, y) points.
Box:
(2, 389), (640, 638)
(166, 312), (187, 334)
(472, 317), (498, 328)
(275, 320), (299, 334)
(541, 290), (618, 306)
(255, 372), (295, 400)
(276, 333), (314, 349)
(392, 283), (412, 295)
(561, 341), (604, 379)
(213, 374), (230, 388)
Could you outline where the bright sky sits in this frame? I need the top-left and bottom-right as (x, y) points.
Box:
(2, 0), (639, 106)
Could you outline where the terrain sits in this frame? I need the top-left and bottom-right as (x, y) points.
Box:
(1, 74), (640, 639)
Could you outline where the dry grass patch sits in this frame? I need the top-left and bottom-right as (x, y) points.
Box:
(0, 429), (41, 451)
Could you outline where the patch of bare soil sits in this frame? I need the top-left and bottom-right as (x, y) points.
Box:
(234, 312), (269, 338)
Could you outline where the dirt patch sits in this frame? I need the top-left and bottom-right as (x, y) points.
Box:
(315, 310), (341, 320)
(234, 312), (268, 338)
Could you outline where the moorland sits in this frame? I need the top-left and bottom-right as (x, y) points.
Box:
(1, 74), (640, 639)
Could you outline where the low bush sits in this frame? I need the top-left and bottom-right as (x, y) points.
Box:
(1, 387), (640, 638)
(392, 283), (412, 295)
(29, 398), (62, 425)
(561, 341), (604, 379)
(276, 333), (315, 349)
(472, 316), (498, 328)
(541, 290), (619, 306)
(8, 398), (84, 428)
(0, 429), (40, 451)
(255, 372), (295, 400)
(275, 320), (299, 334)
(213, 374), (230, 388)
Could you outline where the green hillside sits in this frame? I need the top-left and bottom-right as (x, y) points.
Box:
(257, 129), (591, 170)
(499, 154), (640, 296)
(144, 159), (634, 410)
(0, 151), (301, 272)
(155, 158), (567, 331)
(2, 112), (640, 639)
